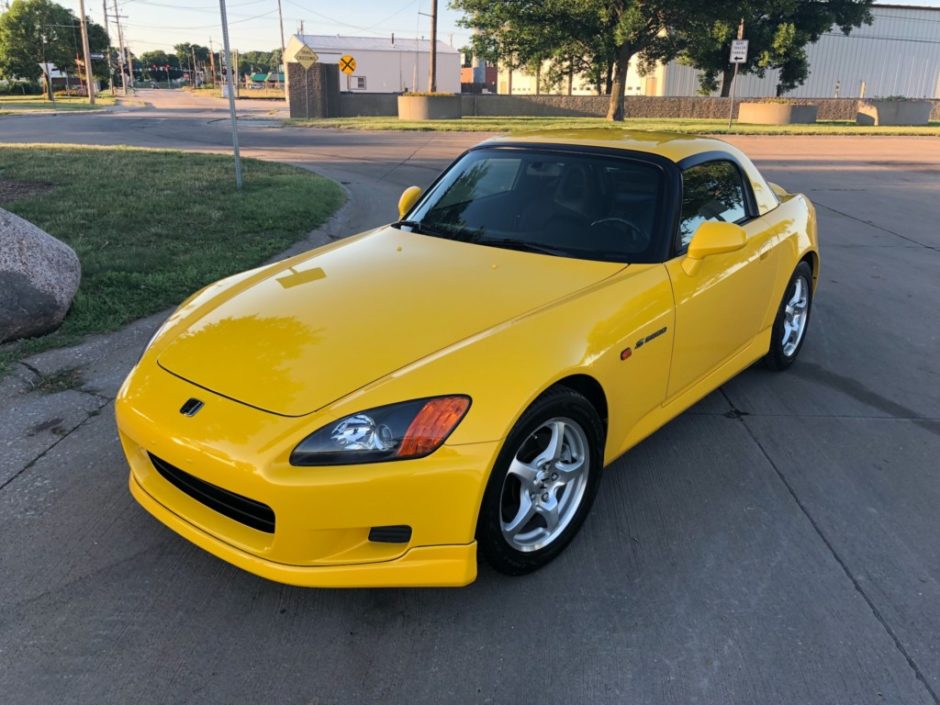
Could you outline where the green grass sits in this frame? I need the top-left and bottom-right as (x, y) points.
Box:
(288, 115), (940, 136)
(0, 94), (116, 111)
(0, 145), (345, 376)
(185, 86), (285, 100)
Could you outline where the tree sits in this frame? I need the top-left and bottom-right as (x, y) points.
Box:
(454, 0), (736, 121)
(678, 1), (873, 96)
(0, 0), (107, 98)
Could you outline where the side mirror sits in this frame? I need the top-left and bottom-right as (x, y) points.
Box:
(398, 186), (422, 220)
(683, 221), (746, 275)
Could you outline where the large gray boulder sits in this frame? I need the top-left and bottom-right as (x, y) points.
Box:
(0, 208), (81, 343)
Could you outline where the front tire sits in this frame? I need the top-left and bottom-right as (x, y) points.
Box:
(764, 261), (814, 371)
(477, 387), (604, 575)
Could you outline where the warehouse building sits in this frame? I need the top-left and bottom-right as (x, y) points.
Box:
(284, 34), (460, 94)
(497, 4), (940, 99)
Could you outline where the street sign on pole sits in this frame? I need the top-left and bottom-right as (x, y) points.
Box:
(295, 45), (318, 70)
(728, 21), (746, 129)
(730, 39), (749, 64)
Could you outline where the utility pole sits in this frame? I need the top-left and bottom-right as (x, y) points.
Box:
(276, 0), (286, 86)
(77, 0), (95, 103)
(112, 0), (128, 95)
(102, 0), (114, 95)
(218, 0), (243, 189)
(191, 46), (198, 86)
(427, 0), (437, 92)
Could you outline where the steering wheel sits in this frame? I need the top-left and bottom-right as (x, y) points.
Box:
(589, 216), (648, 251)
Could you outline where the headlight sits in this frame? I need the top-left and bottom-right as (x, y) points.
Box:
(290, 396), (471, 466)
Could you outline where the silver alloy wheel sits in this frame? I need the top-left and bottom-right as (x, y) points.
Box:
(781, 274), (810, 357)
(499, 417), (590, 553)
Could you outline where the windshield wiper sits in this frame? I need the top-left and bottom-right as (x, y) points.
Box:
(395, 219), (458, 240)
(474, 238), (568, 257)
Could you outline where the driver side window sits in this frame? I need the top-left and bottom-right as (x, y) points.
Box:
(678, 161), (747, 251)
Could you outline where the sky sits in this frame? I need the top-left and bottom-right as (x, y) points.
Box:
(59, 0), (472, 56)
(54, 0), (940, 58)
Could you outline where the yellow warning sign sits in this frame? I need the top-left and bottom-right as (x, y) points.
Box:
(339, 55), (357, 75)
(295, 45), (319, 70)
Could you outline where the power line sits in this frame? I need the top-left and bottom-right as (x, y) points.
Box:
(121, 8), (276, 30)
(821, 31), (940, 45)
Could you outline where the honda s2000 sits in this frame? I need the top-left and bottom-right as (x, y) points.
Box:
(117, 131), (819, 587)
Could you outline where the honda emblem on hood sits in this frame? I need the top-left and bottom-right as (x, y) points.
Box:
(179, 398), (204, 416)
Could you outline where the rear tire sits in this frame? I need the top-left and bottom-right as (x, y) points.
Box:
(477, 387), (604, 576)
(764, 261), (813, 371)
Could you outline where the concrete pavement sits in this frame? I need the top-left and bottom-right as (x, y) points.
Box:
(1, 90), (938, 705)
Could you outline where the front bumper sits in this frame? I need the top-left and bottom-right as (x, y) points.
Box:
(116, 365), (499, 588)
(129, 472), (478, 587)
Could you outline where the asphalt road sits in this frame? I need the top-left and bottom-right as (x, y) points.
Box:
(1, 91), (939, 705)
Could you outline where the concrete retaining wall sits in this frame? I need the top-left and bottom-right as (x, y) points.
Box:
(338, 93), (398, 117)
(738, 103), (819, 125)
(856, 100), (934, 126)
(334, 93), (940, 121)
(398, 95), (462, 120)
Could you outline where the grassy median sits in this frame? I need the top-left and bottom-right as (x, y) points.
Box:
(0, 94), (116, 112)
(289, 115), (940, 136)
(0, 145), (345, 376)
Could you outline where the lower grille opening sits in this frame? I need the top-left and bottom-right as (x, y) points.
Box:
(368, 525), (412, 543)
(148, 453), (275, 533)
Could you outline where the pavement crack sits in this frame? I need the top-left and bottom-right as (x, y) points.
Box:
(0, 398), (112, 494)
(719, 386), (940, 705)
(379, 134), (439, 180)
(813, 200), (938, 252)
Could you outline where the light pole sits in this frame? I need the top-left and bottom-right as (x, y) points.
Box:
(218, 0), (243, 189)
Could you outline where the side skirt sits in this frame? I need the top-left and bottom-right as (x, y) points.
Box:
(605, 326), (771, 464)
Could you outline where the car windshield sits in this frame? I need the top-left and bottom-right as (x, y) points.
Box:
(397, 147), (664, 263)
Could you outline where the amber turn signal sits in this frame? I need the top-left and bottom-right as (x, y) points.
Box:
(398, 396), (471, 457)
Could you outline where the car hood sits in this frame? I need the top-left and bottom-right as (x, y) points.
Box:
(157, 227), (624, 416)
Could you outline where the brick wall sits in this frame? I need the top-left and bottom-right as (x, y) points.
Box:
(287, 63), (341, 118)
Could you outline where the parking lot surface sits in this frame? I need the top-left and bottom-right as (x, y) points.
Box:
(1, 91), (938, 704)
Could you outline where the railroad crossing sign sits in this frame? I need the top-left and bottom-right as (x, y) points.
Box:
(339, 55), (357, 75)
(730, 39), (749, 64)
(295, 45), (319, 70)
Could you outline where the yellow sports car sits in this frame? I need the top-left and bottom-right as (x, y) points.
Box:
(116, 131), (818, 587)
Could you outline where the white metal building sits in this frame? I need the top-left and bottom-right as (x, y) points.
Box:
(284, 34), (461, 93)
(496, 4), (940, 99)
(663, 4), (940, 98)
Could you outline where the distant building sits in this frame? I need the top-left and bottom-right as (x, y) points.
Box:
(461, 57), (497, 93)
(38, 63), (72, 91)
(665, 3), (940, 98)
(496, 4), (940, 99)
(284, 34), (460, 94)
